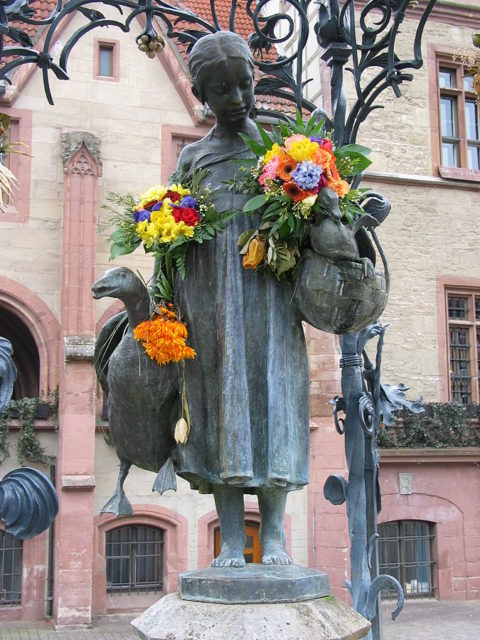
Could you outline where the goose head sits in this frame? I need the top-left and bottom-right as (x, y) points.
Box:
(92, 267), (150, 327)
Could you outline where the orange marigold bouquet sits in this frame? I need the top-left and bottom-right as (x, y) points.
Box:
(237, 112), (372, 277)
(133, 305), (196, 367)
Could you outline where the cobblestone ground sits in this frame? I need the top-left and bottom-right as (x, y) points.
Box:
(382, 599), (480, 640)
(1, 600), (479, 639)
(0, 615), (138, 640)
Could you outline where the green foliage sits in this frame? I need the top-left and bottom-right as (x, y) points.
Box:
(0, 409), (10, 463)
(377, 403), (480, 449)
(15, 398), (47, 466)
(0, 392), (58, 465)
(101, 193), (140, 261)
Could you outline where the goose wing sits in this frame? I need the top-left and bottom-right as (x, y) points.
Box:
(94, 311), (128, 396)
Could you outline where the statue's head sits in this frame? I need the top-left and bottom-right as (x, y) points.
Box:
(189, 32), (255, 128)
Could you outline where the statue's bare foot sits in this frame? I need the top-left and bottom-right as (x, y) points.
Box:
(211, 545), (245, 568)
(262, 542), (292, 565)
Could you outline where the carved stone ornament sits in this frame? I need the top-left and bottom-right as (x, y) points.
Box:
(61, 131), (102, 176)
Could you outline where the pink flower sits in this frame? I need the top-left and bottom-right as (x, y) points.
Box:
(259, 156), (280, 190)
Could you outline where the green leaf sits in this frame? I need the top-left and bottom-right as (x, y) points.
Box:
(287, 213), (295, 232)
(255, 122), (274, 150)
(263, 201), (283, 215)
(343, 209), (354, 227)
(296, 109), (304, 128)
(343, 152), (372, 175)
(270, 125), (283, 146)
(238, 132), (266, 157)
(335, 143), (372, 159)
(174, 253), (187, 280)
(277, 219), (292, 240)
(304, 112), (317, 136)
(279, 122), (290, 138)
(109, 241), (140, 261)
(270, 214), (288, 236)
(243, 194), (269, 212)
(109, 228), (129, 242)
(237, 229), (255, 248)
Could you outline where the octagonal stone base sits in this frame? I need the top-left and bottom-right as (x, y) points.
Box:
(179, 564), (330, 604)
(132, 593), (370, 640)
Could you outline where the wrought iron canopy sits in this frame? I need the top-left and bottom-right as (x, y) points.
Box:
(0, 0), (437, 143)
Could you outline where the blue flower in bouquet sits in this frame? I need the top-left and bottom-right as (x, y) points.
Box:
(292, 161), (324, 190)
(179, 195), (197, 208)
(133, 209), (151, 223)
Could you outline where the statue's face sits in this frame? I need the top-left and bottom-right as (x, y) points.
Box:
(201, 58), (254, 128)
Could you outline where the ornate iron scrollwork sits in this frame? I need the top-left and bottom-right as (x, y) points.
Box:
(0, 0), (438, 121)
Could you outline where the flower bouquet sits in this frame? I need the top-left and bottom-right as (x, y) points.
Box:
(102, 170), (235, 368)
(104, 169), (234, 304)
(237, 111), (372, 278)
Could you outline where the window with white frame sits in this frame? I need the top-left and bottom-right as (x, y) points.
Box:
(438, 61), (480, 170)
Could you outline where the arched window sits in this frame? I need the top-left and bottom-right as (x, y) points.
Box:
(105, 525), (164, 594)
(0, 306), (39, 398)
(214, 521), (262, 564)
(378, 520), (436, 598)
(0, 530), (23, 605)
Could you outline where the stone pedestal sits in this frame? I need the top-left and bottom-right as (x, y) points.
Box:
(131, 592), (370, 640)
(179, 564), (330, 604)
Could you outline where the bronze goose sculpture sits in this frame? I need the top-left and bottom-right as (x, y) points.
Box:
(92, 267), (179, 516)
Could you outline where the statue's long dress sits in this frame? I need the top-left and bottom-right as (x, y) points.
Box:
(175, 128), (310, 493)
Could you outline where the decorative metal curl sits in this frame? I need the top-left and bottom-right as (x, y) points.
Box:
(359, 392), (375, 436)
(332, 394), (346, 435)
(319, 0), (438, 145)
(0, 467), (59, 539)
(0, 338), (58, 540)
(0, 0), (320, 112)
(365, 574), (405, 622)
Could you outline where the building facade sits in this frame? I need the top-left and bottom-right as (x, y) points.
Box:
(0, 0), (479, 626)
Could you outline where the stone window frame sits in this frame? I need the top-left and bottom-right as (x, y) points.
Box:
(0, 528), (23, 606)
(377, 520), (437, 598)
(93, 38), (120, 82)
(105, 523), (165, 594)
(94, 505), (188, 613)
(428, 45), (480, 183)
(436, 276), (480, 403)
(0, 107), (32, 222)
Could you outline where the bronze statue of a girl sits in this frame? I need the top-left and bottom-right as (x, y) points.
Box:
(172, 31), (310, 567)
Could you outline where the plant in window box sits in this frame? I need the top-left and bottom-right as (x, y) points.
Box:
(0, 389), (57, 465)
